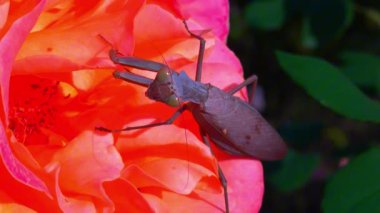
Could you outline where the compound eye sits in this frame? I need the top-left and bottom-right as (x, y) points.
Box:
(166, 94), (180, 107)
(156, 67), (170, 82)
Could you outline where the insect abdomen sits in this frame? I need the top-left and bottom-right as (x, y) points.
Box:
(192, 86), (287, 161)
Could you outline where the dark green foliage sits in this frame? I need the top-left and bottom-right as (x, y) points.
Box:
(339, 51), (380, 94)
(230, 0), (380, 212)
(322, 148), (380, 213)
(268, 150), (320, 192)
(276, 51), (380, 122)
(285, 0), (353, 45)
(245, 0), (285, 30)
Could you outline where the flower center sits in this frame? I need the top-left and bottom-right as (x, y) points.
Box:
(8, 76), (68, 145)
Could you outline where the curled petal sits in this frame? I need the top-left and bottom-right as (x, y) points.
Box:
(52, 166), (96, 212)
(123, 159), (215, 195)
(0, 121), (50, 198)
(103, 178), (154, 212)
(47, 131), (124, 211)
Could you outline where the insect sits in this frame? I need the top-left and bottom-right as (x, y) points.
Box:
(96, 21), (287, 213)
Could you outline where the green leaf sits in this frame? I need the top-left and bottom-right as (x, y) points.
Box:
(276, 51), (380, 122)
(268, 150), (319, 192)
(245, 0), (285, 31)
(322, 148), (380, 213)
(339, 51), (380, 93)
(285, 0), (354, 44)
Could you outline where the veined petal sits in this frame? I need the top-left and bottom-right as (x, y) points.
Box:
(0, 0), (46, 121)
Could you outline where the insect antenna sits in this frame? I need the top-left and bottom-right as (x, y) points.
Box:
(97, 34), (114, 48)
(180, 109), (191, 192)
(96, 34), (123, 57)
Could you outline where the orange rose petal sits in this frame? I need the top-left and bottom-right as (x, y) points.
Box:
(0, 203), (37, 213)
(116, 119), (209, 150)
(0, 1), (9, 29)
(140, 193), (169, 213)
(72, 69), (112, 91)
(50, 166), (96, 212)
(144, 190), (222, 213)
(116, 120), (215, 172)
(133, 4), (190, 59)
(146, 0), (183, 19)
(13, 55), (81, 75)
(55, 83), (150, 139)
(1, 0), (265, 212)
(116, 120), (219, 191)
(47, 131), (124, 210)
(134, 4), (187, 45)
(103, 178), (154, 212)
(15, 0), (145, 73)
(146, 32), (214, 68)
(123, 159), (215, 195)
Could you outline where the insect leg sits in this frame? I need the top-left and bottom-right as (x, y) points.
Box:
(183, 20), (205, 82)
(96, 106), (186, 132)
(113, 70), (153, 87)
(109, 49), (169, 72)
(200, 129), (229, 213)
(227, 75), (258, 105)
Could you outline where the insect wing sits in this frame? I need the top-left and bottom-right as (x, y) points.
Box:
(197, 87), (287, 161)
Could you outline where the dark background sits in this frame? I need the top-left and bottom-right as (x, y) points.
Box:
(227, 0), (380, 212)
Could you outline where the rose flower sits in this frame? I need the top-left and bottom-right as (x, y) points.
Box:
(0, 0), (263, 212)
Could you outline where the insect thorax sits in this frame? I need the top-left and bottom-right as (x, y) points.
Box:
(172, 71), (209, 104)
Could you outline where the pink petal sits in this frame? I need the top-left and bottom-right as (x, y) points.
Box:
(197, 159), (264, 212)
(0, 121), (50, 197)
(146, 0), (230, 42)
(0, 0), (46, 120)
(176, 0), (230, 42)
(177, 37), (245, 95)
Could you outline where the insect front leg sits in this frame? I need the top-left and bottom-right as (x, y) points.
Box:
(227, 75), (258, 105)
(200, 129), (230, 213)
(109, 49), (170, 72)
(96, 106), (186, 132)
(183, 20), (206, 82)
(113, 70), (153, 87)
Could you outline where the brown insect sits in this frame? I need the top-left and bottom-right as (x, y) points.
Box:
(96, 21), (287, 213)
